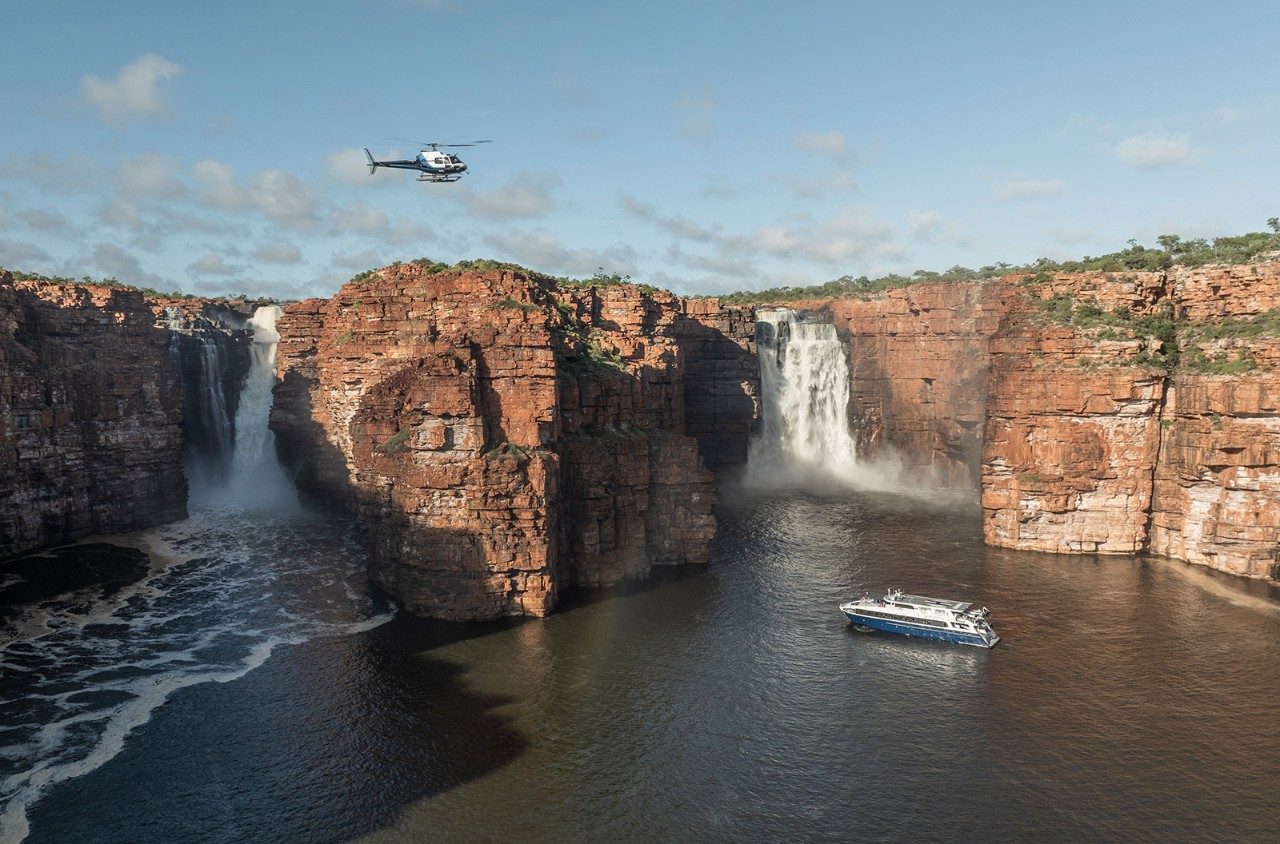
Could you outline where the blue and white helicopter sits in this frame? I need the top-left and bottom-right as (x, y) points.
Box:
(363, 139), (491, 183)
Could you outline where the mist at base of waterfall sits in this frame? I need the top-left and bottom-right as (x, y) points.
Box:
(745, 307), (949, 498)
(188, 304), (299, 513)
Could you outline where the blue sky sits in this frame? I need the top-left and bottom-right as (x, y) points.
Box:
(1, 0), (1278, 298)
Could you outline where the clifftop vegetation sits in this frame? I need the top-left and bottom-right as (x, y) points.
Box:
(718, 221), (1280, 304)
(4, 269), (281, 306)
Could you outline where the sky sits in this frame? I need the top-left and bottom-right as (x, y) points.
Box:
(1, 0), (1279, 300)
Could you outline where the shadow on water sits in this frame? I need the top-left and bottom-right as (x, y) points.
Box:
(23, 614), (530, 844)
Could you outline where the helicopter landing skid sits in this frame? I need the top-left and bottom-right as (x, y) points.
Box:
(417, 174), (461, 183)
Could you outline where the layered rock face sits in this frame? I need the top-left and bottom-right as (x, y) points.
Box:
(783, 283), (1005, 487)
(981, 273), (1170, 554)
(1149, 265), (1280, 579)
(978, 263), (1280, 579)
(271, 265), (735, 620)
(0, 272), (187, 557)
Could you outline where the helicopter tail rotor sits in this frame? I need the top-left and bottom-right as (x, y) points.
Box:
(363, 148), (378, 175)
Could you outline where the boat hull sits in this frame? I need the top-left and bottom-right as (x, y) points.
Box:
(842, 610), (999, 648)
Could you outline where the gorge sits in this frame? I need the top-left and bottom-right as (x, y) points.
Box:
(3, 259), (1279, 616)
(3, 258), (1279, 841)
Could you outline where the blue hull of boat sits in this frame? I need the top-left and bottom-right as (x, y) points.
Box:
(843, 610), (999, 649)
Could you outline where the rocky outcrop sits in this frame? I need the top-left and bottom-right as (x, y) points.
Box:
(270, 265), (731, 620)
(0, 272), (187, 557)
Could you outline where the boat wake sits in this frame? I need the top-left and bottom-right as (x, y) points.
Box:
(0, 505), (393, 843)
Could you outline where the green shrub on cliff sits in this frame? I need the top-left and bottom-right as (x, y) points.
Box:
(376, 429), (412, 455)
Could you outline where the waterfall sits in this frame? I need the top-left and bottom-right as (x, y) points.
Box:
(745, 308), (897, 491)
(225, 306), (297, 509)
(166, 307), (236, 484)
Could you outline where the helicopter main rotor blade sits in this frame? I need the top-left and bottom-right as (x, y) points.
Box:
(439, 140), (493, 147)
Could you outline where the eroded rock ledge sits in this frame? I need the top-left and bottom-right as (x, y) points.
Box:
(270, 265), (756, 620)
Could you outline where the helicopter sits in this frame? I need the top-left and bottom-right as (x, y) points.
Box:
(363, 140), (492, 183)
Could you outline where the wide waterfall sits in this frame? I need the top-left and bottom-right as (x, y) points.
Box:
(223, 306), (298, 510)
(746, 308), (897, 491)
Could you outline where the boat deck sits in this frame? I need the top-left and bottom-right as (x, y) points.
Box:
(886, 593), (972, 613)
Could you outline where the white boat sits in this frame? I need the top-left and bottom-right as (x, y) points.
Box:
(840, 589), (1000, 648)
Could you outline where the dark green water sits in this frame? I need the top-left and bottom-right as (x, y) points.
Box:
(4, 487), (1279, 842)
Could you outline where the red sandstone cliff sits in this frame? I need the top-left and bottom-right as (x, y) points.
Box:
(0, 271), (187, 556)
(269, 265), (748, 620)
(978, 263), (1280, 580)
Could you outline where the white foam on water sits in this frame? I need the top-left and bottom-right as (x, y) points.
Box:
(0, 507), (394, 843)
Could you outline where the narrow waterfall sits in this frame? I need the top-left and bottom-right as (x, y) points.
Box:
(746, 308), (896, 491)
(225, 306), (297, 509)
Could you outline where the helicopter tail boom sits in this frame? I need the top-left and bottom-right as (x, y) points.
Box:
(363, 148), (378, 175)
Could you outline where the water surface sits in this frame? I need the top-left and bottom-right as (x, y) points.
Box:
(5, 487), (1279, 841)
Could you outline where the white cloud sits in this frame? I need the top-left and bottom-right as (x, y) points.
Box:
(252, 243), (303, 264)
(0, 238), (53, 268)
(187, 253), (243, 277)
(907, 210), (945, 239)
(674, 85), (717, 138)
(793, 130), (849, 162)
(80, 54), (182, 123)
(791, 171), (859, 200)
(483, 229), (638, 277)
(193, 159), (320, 226)
(619, 194), (718, 242)
(87, 242), (164, 284)
(332, 248), (387, 271)
(328, 203), (389, 234)
(1113, 134), (1193, 168)
(995, 178), (1065, 200)
(326, 147), (393, 186)
(732, 208), (899, 265)
(453, 172), (558, 219)
(116, 153), (186, 198)
(16, 208), (74, 233)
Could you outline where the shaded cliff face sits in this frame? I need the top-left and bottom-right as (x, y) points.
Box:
(0, 272), (187, 556)
(270, 265), (743, 620)
(153, 299), (255, 482)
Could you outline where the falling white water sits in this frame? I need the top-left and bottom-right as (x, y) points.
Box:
(223, 306), (297, 509)
(745, 308), (899, 492)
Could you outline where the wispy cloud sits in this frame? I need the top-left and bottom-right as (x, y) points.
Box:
(251, 243), (303, 264)
(193, 159), (321, 226)
(1113, 134), (1194, 168)
(619, 194), (719, 242)
(116, 153), (187, 198)
(88, 242), (164, 284)
(793, 130), (850, 163)
(483, 229), (638, 277)
(80, 54), (181, 123)
(673, 85), (717, 138)
(994, 178), (1065, 201)
(452, 172), (559, 219)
